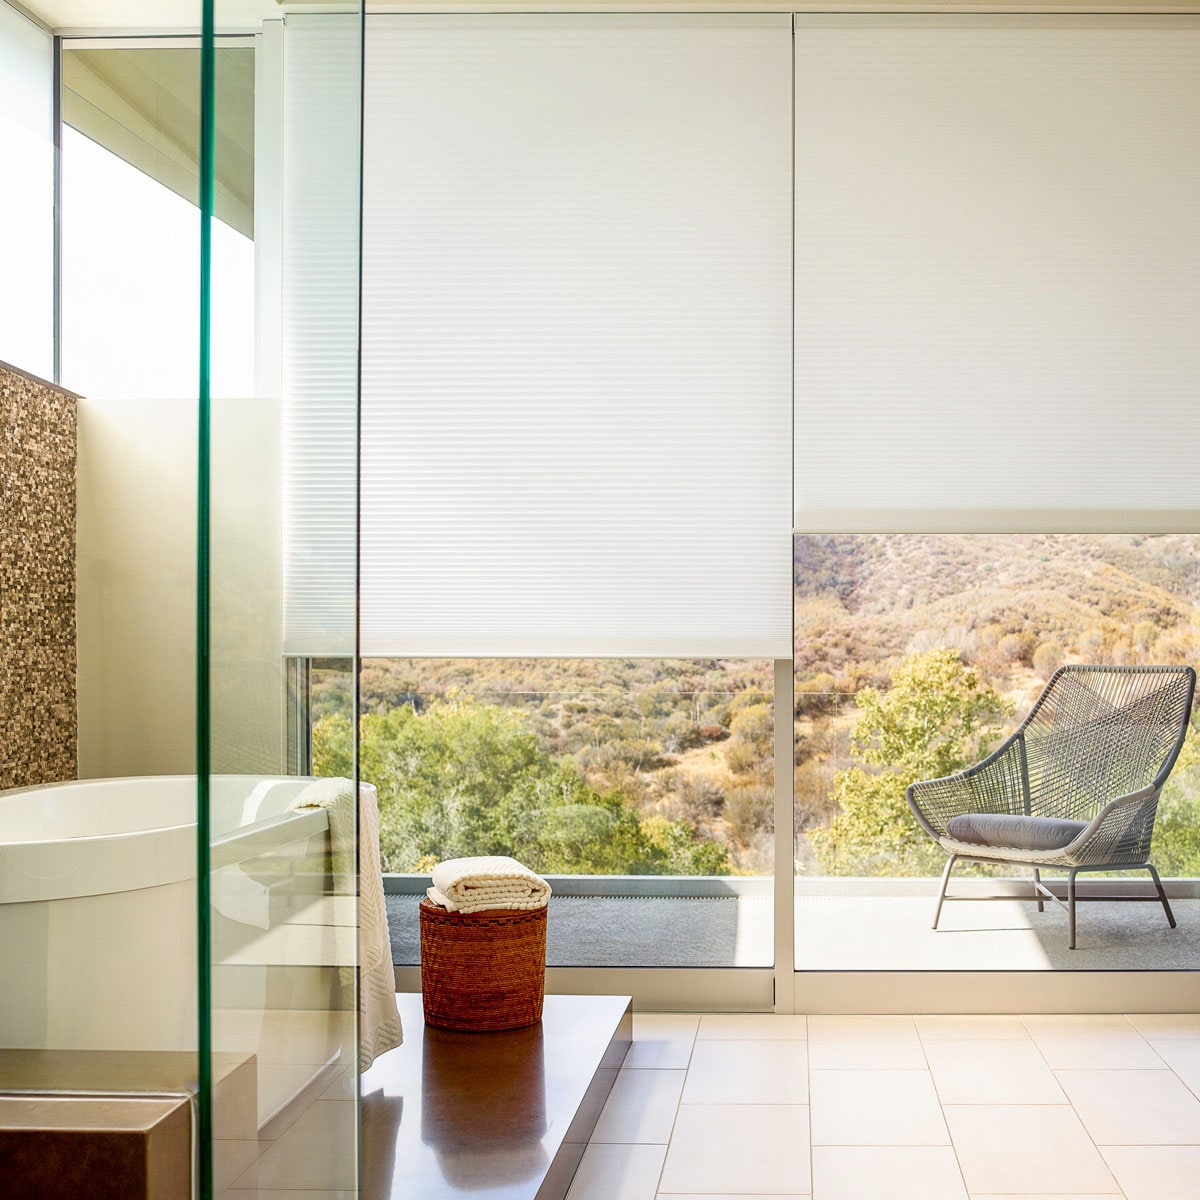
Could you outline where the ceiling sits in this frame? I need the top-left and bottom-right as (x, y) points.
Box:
(62, 44), (255, 235)
(20, 1), (281, 33)
(18, 0), (1200, 36)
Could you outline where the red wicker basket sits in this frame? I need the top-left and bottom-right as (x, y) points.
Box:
(419, 898), (547, 1031)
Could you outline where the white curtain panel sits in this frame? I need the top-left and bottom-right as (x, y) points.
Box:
(358, 15), (794, 658)
(793, 16), (1200, 532)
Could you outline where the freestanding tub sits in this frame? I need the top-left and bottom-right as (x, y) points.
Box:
(0, 775), (330, 1053)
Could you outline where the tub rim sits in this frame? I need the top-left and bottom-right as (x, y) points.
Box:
(0, 775), (329, 904)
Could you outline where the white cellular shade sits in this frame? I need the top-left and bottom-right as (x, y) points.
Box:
(358, 16), (794, 658)
(0, 3), (53, 379)
(280, 16), (360, 657)
(794, 17), (1200, 532)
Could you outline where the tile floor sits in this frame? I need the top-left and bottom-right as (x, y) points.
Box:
(567, 1012), (1200, 1200)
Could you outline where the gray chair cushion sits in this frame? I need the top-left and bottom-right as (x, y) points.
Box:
(946, 812), (1088, 852)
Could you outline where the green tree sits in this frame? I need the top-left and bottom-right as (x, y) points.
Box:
(811, 648), (1011, 876)
(313, 699), (729, 876)
(1151, 722), (1200, 877)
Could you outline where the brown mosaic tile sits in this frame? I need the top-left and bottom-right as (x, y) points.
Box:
(0, 361), (78, 789)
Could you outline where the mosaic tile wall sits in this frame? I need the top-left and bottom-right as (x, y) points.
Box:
(0, 361), (78, 789)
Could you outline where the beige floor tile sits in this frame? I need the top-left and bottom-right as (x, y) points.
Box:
(215, 1007), (353, 1066)
(810, 1069), (948, 1146)
(1125, 1013), (1200, 1040)
(808, 1016), (926, 1069)
(257, 1063), (334, 1127)
(230, 1100), (356, 1191)
(812, 1146), (967, 1200)
(697, 1013), (808, 1040)
(566, 1143), (667, 1200)
(925, 1039), (1066, 1105)
(215, 1139), (260, 1191)
(592, 1068), (686, 1144)
(1149, 1039), (1200, 1097)
(625, 1014), (700, 1070)
(1101, 1145), (1200, 1200)
(658, 1195), (809, 1199)
(660, 1104), (811, 1194)
(971, 1195), (1120, 1199)
(228, 1194), (356, 1200)
(1056, 1068), (1200, 1145)
(319, 1067), (356, 1101)
(1021, 1015), (1165, 1069)
(914, 1015), (1029, 1041)
(945, 1104), (1118, 1194)
(682, 1039), (809, 1105)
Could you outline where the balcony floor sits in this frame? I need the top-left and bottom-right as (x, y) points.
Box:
(387, 890), (1200, 971)
(795, 894), (1200, 971)
(387, 894), (774, 968)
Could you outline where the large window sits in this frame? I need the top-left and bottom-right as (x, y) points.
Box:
(794, 533), (1200, 970)
(60, 43), (254, 400)
(316, 657), (773, 878)
(0, 2), (53, 378)
(307, 657), (775, 969)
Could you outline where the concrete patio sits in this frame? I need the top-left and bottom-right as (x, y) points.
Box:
(384, 876), (1200, 972)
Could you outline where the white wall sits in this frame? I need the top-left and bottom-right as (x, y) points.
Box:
(77, 397), (197, 777)
(77, 396), (284, 779)
(210, 394), (287, 776)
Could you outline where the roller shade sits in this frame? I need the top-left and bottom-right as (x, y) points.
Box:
(280, 15), (360, 657)
(356, 15), (794, 658)
(794, 16), (1200, 533)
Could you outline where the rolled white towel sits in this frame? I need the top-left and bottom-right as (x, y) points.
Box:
(427, 855), (551, 913)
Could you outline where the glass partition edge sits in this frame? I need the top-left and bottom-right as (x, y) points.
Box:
(196, 2), (214, 1197)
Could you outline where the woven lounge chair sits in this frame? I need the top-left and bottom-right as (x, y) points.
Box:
(907, 664), (1195, 949)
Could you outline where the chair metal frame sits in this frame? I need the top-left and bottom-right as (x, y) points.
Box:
(908, 664), (1195, 950)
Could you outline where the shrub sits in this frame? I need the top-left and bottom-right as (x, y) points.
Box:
(313, 699), (730, 875)
(1032, 640), (1066, 680)
(998, 631), (1036, 664)
(729, 702), (773, 753)
(810, 648), (1011, 876)
(723, 783), (774, 846)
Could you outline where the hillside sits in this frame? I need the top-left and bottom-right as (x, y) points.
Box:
(315, 533), (1199, 875)
(796, 533), (1200, 695)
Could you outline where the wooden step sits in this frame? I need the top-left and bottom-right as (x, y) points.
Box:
(0, 1094), (191, 1200)
(361, 992), (632, 1200)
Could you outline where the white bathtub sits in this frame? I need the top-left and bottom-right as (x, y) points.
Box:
(0, 774), (330, 1053)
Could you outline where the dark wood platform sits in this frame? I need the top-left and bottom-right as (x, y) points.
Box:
(361, 992), (631, 1200)
(0, 1094), (191, 1200)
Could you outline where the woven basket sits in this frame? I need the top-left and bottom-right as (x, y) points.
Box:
(419, 898), (547, 1031)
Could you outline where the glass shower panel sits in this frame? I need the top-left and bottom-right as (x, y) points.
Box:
(0, 16), (203, 1189)
(200, 6), (362, 1197)
(62, 40), (206, 782)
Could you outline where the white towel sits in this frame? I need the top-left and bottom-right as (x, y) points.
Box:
(427, 855), (552, 913)
(291, 777), (403, 1070)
